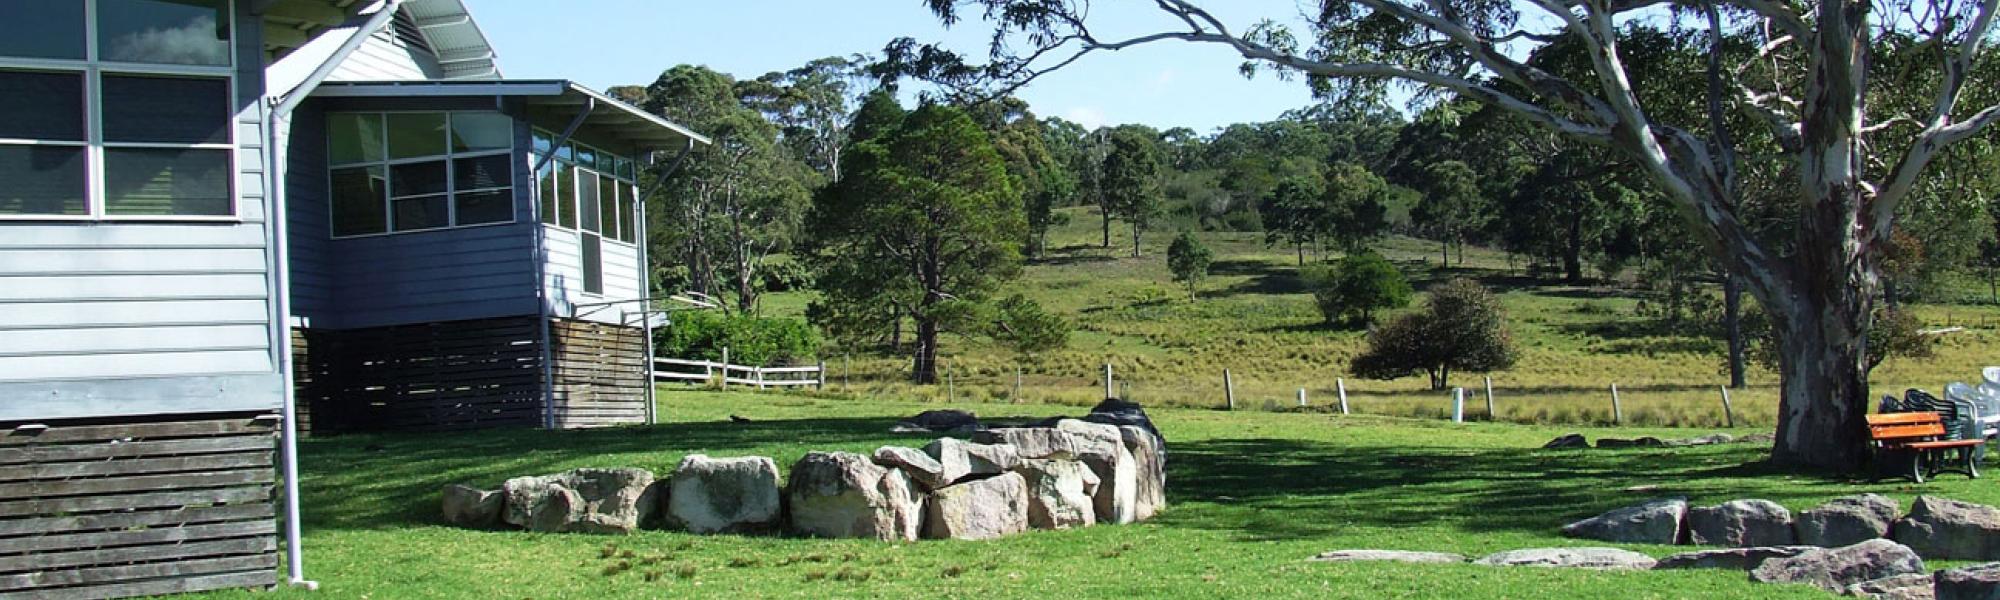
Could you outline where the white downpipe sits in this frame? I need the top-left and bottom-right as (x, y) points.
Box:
(264, 0), (405, 590)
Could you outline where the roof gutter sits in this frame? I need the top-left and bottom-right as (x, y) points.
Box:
(261, 0), (407, 591)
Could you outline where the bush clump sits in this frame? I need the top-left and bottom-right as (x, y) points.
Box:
(1351, 278), (1515, 389)
(1302, 252), (1413, 327)
(655, 310), (821, 366)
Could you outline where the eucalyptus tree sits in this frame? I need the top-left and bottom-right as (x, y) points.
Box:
(737, 55), (873, 182)
(888, 0), (2000, 469)
(1102, 126), (1165, 256)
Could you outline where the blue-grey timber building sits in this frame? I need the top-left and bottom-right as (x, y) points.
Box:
(0, 1), (704, 597)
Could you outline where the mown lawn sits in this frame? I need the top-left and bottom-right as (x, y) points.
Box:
(196, 388), (2000, 599)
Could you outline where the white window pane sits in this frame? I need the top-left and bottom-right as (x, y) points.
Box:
(0, 70), (85, 141)
(451, 112), (511, 152)
(104, 148), (231, 216)
(331, 166), (386, 236)
(455, 189), (511, 225)
(386, 113), (447, 159)
(328, 113), (384, 165)
(0, 145), (87, 215)
(97, 0), (230, 66)
(102, 75), (229, 144)
(0, 1), (85, 60)
(392, 196), (447, 231)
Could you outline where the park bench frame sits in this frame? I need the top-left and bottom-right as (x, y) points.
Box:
(1868, 412), (1984, 483)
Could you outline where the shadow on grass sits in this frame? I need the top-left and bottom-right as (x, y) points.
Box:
(1215, 259), (1307, 295)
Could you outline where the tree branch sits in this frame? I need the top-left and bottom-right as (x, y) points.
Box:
(1870, 0), (2000, 239)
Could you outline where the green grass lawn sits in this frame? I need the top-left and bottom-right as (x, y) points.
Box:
(196, 388), (2000, 599)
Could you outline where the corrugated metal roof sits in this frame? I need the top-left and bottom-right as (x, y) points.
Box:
(399, 0), (500, 80)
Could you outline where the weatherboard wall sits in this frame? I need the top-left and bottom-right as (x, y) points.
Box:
(0, 6), (282, 422)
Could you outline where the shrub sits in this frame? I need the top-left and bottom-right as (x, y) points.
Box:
(1302, 252), (1413, 326)
(1350, 278), (1515, 389)
(654, 310), (821, 366)
(1166, 231), (1214, 301)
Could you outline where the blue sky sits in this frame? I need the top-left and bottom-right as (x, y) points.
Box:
(470, 1), (1321, 133)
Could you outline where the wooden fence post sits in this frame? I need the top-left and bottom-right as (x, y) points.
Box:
(1224, 369), (1236, 411)
(1456, 386), (1472, 424)
(720, 347), (730, 390)
(1719, 385), (1736, 428)
(1297, 387), (1307, 408)
(843, 353), (850, 392)
(1484, 377), (1496, 420)
(1013, 367), (1023, 403)
(1103, 363), (1114, 399)
(816, 361), (825, 391)
(1337, 378), (1350, 415)
(1610, 383), (1623, 425)
(947, 371), (955, 402)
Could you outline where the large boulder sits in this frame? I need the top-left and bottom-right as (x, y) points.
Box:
(665, 455), (782, 534)
(1472, 547), (1657, 569)
(1894, 496), (2000, 560)
(895, 409), (981, 433)
(1655, 546), (1813, 570)
(1119, 425), (1166, 521)
(873, 446), (950, 491)
(1014, 458), (1099, 529)
(1846, 574), (1935, 600)
(1798, 494), (1900, 548)
(1559, 497), (1687, 544)
(1688, 499), (1797, 547)
(975, 427), (1098, 460)
(1082, 398), (1161, 442)
(1749, 539), (1926, 593)
(786, 451), (924, 541)
(441, 484), (502, 528)
(924, 471), (1029, 540)
(501, 468), (660, 534)
(923, 437), (1021, 485)
(1058, 419), (1139, 524)
(1311, 550), (1468, 564)
(1935, 562), (2000, 600)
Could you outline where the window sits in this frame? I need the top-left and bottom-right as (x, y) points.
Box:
(327, 111), (516, 237)
(530, 129), (640, 244)
(0, 0), (235, 219)
(581, 234), (603, 295)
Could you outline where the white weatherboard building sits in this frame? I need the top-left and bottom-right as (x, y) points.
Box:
(0, 2), (704, 597)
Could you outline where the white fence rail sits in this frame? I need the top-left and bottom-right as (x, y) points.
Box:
(653, 357), (823, 390)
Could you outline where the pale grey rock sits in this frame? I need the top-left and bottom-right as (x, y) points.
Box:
(501, 468), (659, 534)
(441, 484), (502, 528)
(1119, 425), (1167, 522)
(1655, 546), (1813, 570)
(873, 445), (949, 491)
(1894, 496), (2000, 560)
(1472, 547), (1658, 569)
(1750, 539), (1926, 593)
(1845, 573), (1935, 600)
(1559, 497), (1687, 544)
(666, 454), (782, 534)
(786, 451), (924, 541)
(1014, 458), (1098, 529)
(1935, 562), (2000, 600)
(923, 471), (1029, 540)
(1311, 550), (1468, 563)
(1800, 494), (1900, 548)
(1688, 499), (1797, 547)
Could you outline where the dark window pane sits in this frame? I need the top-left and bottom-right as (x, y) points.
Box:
(0, 1), (85, 60)
(575, 145), (597, 171)
(0, 70), (84, 141)
(97, 0), (229, 66)
(389, 160), (446, 197)
(386, 113), (447, 159)
(451, 112), (511, 152)
(555, 163), (575, 228)
(328, 113), (384, 165)
(104, 147), (230, 216)
(454, 154), (511, 190)
(581, 234), (603, 295)
(102, 75), (229, 143)
(392, 195), (447, 231)
(577, 171), (600, 233)
(456, 189), (511, 225)
(538, 166), (557, 225)
(599, 174), (618, 240)
(330, 166), (386, 236)
(620, 183), (635, 242)
(0, 145), (86, 215)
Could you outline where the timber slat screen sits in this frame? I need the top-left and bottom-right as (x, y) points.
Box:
(302, 316), (544, 433)
(0, 414), (279, 599)
(549, 319), (649, 428)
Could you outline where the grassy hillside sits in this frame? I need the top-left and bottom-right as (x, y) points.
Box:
(198, 390), (1993, 599)
(760, 206), (2000, 428)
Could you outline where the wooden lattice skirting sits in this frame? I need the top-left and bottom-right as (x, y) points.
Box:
(0, 413), (280, 599)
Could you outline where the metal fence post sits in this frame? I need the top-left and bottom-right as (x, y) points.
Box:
(1336, 378), (1350, 415)
(1719, 385), (1736, 428)
(1484, 377), (1496, 420)
(1610, 383), (1624, 425)
(816, 361), (825, 391)
(1103, 363), (1114, 399)
(1452, 388), (1465, 423)
(1297, 387), (1307, 408)
(1224, 369), (1236, 411)
(720, 347), (730, 390)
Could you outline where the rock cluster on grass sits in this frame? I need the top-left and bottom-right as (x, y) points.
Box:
(1541, 432), (1764, 450)
(439, 403), (1167, 543)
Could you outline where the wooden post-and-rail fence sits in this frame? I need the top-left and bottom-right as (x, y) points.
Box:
(653, 357), (824, 391)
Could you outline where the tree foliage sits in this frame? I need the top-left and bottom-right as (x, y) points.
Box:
(1166, 231), (1214, 301)
(1352, 278), (1515, 390)
(1303, 252), (1413, 327)
(1102, 126), (1164, 256)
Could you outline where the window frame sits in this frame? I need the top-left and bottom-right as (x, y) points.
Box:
(530, 129), (640, 247)
(326, 110), (519, 239)
(0, 0), (241, 222)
